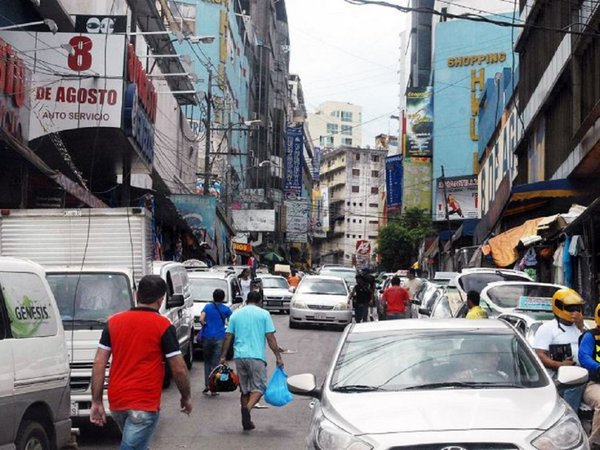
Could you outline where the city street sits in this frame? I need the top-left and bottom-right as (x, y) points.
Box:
(75, 314), (343, 450)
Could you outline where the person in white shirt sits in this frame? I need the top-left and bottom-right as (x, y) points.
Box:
(405, 268), (423, 300)
(533, 287), (587, 412)
(238, 268), (252, 302)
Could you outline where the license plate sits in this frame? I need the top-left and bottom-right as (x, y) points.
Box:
(70, 401), (79, 416)
(268, 301), (282, 306)
(314, 312), (327, 320)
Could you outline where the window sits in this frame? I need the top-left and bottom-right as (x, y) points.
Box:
(321, 136), (334, 146)
(352, 186), (359, 193)
(371, 155), (380, 162)
(359, 219), (362, 223)
(346, 234), (350, 238)
(345, 254), (350, 259)
(371, 170), (379, 177)
(353, 235), (356, 238)
(347, 202), (350, 206)
(368, 235), (378, 239)
(352, 169), (360, 176)
(371, 187), (379, 194)
(347, 218), (350, 223)
(326, 123), (339, 134)
(353, 219), (356, 223)
(341, 125), (352, 135)
(168, 1), (196, 33)
(369, 203), (378, 208)
(341, 111), (353, 122)
(359, 203), (363, 206)
(353, 202), (356, 206)
(358, 235), (362, 239)
(343, 138), (353, 146)
(355, 153), (360, 161)
(369, 220), (379, 224)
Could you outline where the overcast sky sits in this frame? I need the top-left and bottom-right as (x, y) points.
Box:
(286, 0), (407, 147)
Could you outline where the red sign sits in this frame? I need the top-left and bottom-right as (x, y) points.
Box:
(356, 240), (371, 255)
(233, 242), (252, 254)
(0, 37), (27, 142)
(127, 43), (157, 122)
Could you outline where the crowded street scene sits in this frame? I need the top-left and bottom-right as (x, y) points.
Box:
(2, 0), (600, 449)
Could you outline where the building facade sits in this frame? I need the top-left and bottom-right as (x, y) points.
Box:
(307, 101), (362, 149)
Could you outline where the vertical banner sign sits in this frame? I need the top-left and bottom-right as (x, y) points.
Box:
(355, 240), (371, 269)
(385, 154), (403, 210)
(320, 186), (330, 233)
(285, 125), (303, 199)
(406, 87), (433, 157)
(312, 188), (326, 238)
(285, 199), (309, 243)
(312, 146), (321, 181)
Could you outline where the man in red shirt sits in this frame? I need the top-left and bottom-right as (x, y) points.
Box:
(90, 275), (192, 449)
(381, 276), (409, 320)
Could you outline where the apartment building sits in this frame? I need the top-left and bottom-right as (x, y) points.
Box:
(307, 101), (362, 149)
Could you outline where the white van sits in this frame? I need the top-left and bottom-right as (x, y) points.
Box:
(0, 257), (71, 450)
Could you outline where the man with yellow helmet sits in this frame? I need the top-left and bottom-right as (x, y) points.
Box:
(533, 287), (587, 412)
(579, 303), (600, 448)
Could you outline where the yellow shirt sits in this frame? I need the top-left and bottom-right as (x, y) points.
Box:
(466, 305), (488, 319)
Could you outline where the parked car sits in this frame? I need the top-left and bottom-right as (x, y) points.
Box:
(288, 319), (590, 449)
(479, 281), (567, 318)
(187, 271), (243, 349)
(0, 257), (71, 450)
(454, 268), (533, 303)
(289, 275), (351, 330)
(432, 271), (459, 287)
(408, 280), (440, 318)
(209, 265), (250, 277)
(256, 274), (293, 313)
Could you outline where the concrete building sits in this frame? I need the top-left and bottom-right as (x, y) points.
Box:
(318, 146), (387, 267)
(307, 101), (362, 149)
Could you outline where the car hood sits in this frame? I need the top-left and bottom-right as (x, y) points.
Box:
(263, 288), (292, 297)
(323, 386), (561, 434)
(192, 301), (209, 317)
(294, 293), (348, 305)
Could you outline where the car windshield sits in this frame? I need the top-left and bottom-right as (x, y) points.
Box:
(321, 270), (356, 284)
(486, 284), (561, 309)
(47, 273), (132, 322)
(189, 278), (228, 302)
(261, 277), (289, 289)
(330, 330), (547, 391)
(298, 278), (348, 295)
(459, 272), (531, 295)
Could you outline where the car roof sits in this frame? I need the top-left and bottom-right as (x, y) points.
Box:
(187, 271), (234, 280)
(257, 274), (285, 279)
(483, 281), (565, 289)
(302, 274), (349, 281)
(349, 318), (512, 334)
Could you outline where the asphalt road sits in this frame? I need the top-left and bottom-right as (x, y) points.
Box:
(75, 314), (343, 450)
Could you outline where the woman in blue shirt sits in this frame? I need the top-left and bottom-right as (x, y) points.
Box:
(200, 288), (232, 395)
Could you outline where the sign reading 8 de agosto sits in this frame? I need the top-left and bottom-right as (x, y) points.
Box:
(0, 272), (58, 338)
(1, 31), (126, 141)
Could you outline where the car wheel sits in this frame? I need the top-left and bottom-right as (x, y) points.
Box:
(289, 318), (300, 329)
(15, 420), (50, 450)
(185, 333), (194, 370)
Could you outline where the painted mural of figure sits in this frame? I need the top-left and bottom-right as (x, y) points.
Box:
(447, 194), (464, 218)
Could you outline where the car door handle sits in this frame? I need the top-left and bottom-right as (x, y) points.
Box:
(178, 309), (183, 318)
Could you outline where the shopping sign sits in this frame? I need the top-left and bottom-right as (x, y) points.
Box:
(0, 36), (30, 143)
(356, 240), (371, 255)
(385, 154), (403, 210)
(1, 32), (126, 141)
(285, 125), (303, 199)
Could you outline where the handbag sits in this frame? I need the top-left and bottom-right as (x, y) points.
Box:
(208, 364), (239, 392)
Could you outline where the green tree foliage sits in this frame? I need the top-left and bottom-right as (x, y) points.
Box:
(377, 208), (433, 271)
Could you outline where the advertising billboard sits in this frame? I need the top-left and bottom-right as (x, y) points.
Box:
(402, 158), (432, 212)
(284, 125), (303, 199)
(232, 209), (276, 232)
(312, 146), (321, 181)
(285, 199), (309, 243)
(406, 87), (433, 157)
(312, 188), (326, 238)
(2, 32), (127, 141)
(385, 154), (403, 210)
(320, 186), (330, 233)
(435, 175), (479, 221)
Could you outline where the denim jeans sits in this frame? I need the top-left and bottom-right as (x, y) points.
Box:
(111, 410), (159, 450)
(354, 304), (369, 323)
(560, 383), (585, 412)
(386, 312), (406, 320)
(202, 337), (224, 387)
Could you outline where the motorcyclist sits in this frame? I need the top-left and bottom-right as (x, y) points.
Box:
(533, 287), (587, 412)
(578, 303), (600, 448)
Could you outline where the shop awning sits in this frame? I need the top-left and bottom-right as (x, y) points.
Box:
(487, 217), (544, 267)
(424, 238), (440, 258)
(451, 219), (479, 242)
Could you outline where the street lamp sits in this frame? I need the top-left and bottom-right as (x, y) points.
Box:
(0, 18), (58, 33)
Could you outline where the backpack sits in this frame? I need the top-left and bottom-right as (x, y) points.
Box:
(208, 364), (240, 392)
(353, 284), (371, 305)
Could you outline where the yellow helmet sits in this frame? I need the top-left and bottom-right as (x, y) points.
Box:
(595, 303), (600, 328)
(552, 288), (585, 322)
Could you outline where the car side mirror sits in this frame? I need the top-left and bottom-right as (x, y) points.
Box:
(418, 307), (430, 316)
(556, 366), (589, 387)
(167, 293), (184, 309)
(410, 299), (421, 306)
(233, 295), (244, 304)
(287, 373), (321, 399)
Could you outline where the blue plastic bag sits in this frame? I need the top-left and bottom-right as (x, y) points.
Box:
(264, 366), (293, 407)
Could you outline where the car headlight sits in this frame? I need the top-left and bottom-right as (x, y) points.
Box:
(292, 301), (308, 309)
(315, 416), (372, 450)
(333, 302), (349, 310)
(531, 405), (587, 449)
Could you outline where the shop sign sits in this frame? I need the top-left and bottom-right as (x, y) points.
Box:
(284, 125), (303, 199)
(0, 37), (29, 143)
(406, 87), (433, 157)
(126, 43), (157, 123)
(233, 242), (252, 253)
(435, 175), (479, 221)
(385, 154), (403, 210)
(123, 84), (154, 165)
(74, 15), (127, 34)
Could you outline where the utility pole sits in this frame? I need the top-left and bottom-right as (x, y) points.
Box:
(203, 70), (212, 196)
(440, 165), (454, 270)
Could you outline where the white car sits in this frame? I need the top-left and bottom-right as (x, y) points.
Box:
(319, 267), (357, 291)
(454, 268), (533, 302)
(479, 281), (568, 318)
(289, 275), (351, 330)
(256, 274), (293, 313)
(288, 319), (590, 449)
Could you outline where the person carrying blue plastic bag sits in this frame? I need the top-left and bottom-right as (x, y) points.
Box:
(264, 366), (293, 407)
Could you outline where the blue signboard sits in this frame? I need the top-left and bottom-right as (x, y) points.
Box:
(312, 146), (321, 181)
(285, 125), (303, 199)
(385, 154), (403, 210)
